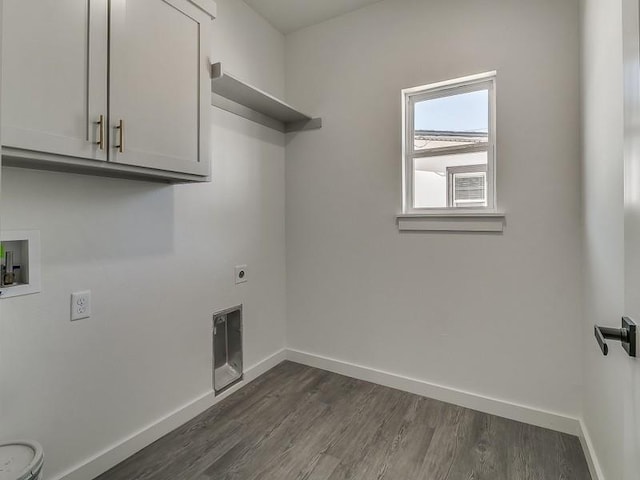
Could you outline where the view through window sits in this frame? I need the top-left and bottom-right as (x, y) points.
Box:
(403, 73), (496, 212)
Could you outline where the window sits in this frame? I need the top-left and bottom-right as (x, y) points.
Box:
(402, 72), (496, 214)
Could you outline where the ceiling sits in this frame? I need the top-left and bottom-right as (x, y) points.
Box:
(243, 0), (382, 34)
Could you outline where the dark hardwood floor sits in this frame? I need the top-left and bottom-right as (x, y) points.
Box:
(95, 361), (591, 480)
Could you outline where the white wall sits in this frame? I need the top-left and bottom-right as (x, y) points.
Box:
(581, 0), (625, 478)
(285, 0), (583, 417)
(0, 0), (286, 478)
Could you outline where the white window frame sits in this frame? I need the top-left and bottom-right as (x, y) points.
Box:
(401, 71), (497, 215)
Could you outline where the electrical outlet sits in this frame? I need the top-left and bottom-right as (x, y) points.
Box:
(71, 290), (91, 321)
(235, 265), (248, 284)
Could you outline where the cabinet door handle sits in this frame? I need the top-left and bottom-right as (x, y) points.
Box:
(115, 119), (124, 153)
(95, 114), (105, 150)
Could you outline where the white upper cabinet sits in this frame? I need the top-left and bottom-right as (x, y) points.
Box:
(1, 0), (213, 182)
(2, 0), (108, 161)
(109, 0), (211, 176)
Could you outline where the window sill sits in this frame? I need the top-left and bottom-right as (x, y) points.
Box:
(396, 212), (506, 232)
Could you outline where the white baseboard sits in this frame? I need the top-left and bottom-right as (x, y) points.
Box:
(286, 348), (581, 436)
(54, 348), (287, 480)
(578, 418), (605, 480)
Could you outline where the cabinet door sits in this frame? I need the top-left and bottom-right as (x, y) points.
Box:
(109, 0), (211, 176)
(1, 0), (108, 161)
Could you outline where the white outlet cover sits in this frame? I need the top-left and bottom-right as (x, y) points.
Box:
(71, 290), (91, 321)
(235, 265), (248, 284)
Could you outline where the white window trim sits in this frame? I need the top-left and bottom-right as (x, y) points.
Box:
(400, 71), (500, 221)
(396, 212), (505, 232)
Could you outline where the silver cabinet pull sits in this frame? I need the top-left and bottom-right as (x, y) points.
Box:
(115, 119), (124, 153)
(95, 114), (105, 150)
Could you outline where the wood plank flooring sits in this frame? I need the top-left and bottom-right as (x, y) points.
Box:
(95, 361), (591, 480)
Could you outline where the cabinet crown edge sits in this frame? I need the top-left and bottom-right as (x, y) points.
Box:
(188, 0), (217, 19)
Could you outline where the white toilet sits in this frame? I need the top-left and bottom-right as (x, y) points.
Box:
(0, 441), (43, 480)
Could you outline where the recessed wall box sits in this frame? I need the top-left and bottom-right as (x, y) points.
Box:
(0, 230), (41, 299)
(213, 305), (243, 394)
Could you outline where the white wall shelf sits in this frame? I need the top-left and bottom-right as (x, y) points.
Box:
(210, 62), (322, 133)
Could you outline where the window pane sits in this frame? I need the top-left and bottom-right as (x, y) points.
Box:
(413, 151), (487, 209)
(414, 90), (489, 152)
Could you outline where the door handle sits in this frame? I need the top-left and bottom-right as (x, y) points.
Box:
(594, 317), (637, 357)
